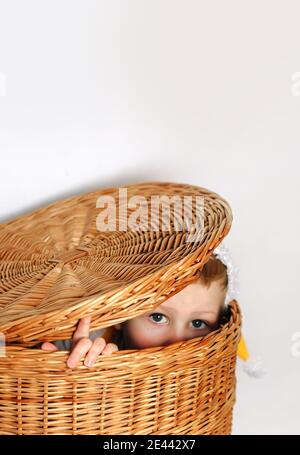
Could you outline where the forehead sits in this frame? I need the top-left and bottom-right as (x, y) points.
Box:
(159, 280), (225, 315)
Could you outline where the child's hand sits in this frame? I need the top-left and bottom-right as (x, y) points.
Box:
(41, 316), (119, 368)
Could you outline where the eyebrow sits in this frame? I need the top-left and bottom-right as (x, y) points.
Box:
(158, 305), (217, 318)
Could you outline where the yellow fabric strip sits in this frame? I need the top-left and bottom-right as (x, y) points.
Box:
(237, 335), (250, 361)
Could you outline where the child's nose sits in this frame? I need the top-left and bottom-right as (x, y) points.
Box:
(163, 330), (185, 345)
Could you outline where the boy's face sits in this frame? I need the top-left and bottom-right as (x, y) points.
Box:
(118, 279), (226, 349)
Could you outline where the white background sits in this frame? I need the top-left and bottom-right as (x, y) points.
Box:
(0, 0), (299, 434)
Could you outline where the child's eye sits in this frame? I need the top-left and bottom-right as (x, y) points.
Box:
(149, 313), (167, 324)
(149, 314), (208, 330)
(191, 319), (207, 330)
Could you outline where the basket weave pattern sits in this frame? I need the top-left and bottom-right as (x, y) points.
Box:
(0, 181), (241, 434)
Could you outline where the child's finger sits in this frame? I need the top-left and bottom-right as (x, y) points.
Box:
(41, 342), (59, 351)
(67, 337), (93, 369)
(84, 337), (106, 367)
(71, 316), (92, 348)
(101, 342), (119, 356)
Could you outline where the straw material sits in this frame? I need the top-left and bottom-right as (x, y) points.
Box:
(0, 181), (241, 434)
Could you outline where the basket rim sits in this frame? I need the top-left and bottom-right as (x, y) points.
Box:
(0, 299), (241, 378)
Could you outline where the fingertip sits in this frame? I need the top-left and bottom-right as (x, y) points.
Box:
(67, 338), (92, 368)
(41, 342), (59, 351)
(102, 343), (118, 355)
(67, 359), (76, 369)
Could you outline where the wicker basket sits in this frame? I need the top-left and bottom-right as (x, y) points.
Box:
(0, 181), (241, 435)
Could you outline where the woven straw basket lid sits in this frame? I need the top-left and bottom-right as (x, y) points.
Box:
(0, 181), (233, 346)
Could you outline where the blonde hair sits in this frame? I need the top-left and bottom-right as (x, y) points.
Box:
(194, 254), (228, 291)
(193, 254), (229, 322)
